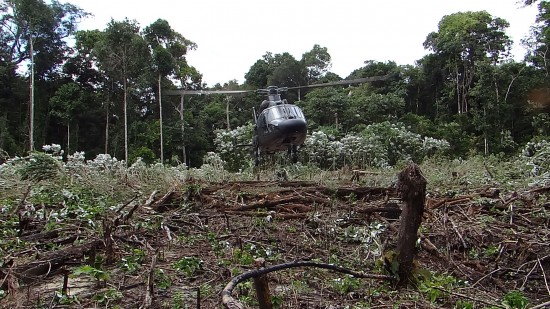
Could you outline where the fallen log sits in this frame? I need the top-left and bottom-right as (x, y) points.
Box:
(1, 239), (103, 288)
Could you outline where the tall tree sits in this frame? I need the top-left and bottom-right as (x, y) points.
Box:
(143, 18), (196, 163)
(94, 19), (150, 163)
(424, 11), (511, 114)
(524, 1), (550, 76)
(245, 52), (306, 88)
(302, 44), (331, 84)
(0, 0), (87, 152)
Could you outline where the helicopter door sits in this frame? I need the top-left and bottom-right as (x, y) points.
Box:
(257, 113), (268, 132)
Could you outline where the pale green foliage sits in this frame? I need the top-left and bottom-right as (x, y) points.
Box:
(517, 140), (550, 187)
(212, 119), (449, 171)
(303, 122), (450, 169)
(17, 145), (64, 182)
(0, 145), (189, 228)
(303, 131), (343, 167)
(417, 271), (460, 303)
(213, 124), (254, 171)
(193, 152), (228, 181)
(521, 140), (550, 176)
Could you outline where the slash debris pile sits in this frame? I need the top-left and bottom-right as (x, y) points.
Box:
(1, 179), (549, 308)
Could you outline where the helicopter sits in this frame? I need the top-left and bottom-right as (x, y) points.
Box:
(164, 75), (389, 166)
(252, 86), (306, 165)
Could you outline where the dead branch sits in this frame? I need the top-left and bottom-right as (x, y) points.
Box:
(152, 187), (177, 211)
(231, 196), (305, 211)
(224, 211), (307, 220)
(221, 261), (391, 308)
(140, 251), (158, 309)
(530, 300), (550, 309)
(1, 239), (103, 288)
(432, 286), (505, 308)
(11, 185), (32, 216)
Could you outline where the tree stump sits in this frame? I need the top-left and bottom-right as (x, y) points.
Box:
(396, 163), (426, 287)
(252, 258), (273, 309)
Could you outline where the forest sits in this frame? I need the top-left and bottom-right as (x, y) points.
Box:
(1, 0), (550, 308)
(0, 0), (549, 168)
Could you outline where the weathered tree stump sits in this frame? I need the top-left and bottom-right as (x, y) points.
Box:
(252, 258), (272, 309)
(396, 163), (427, 287)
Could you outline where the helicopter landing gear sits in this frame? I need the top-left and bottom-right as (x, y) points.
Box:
(254, 147), (261, 166)
(288, 145), (298, 163)
(253, 137), (261, 166)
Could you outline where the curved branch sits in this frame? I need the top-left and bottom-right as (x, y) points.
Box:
(221, 261), (392, 308)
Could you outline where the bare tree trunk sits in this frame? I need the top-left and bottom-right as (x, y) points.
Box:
(158, 74), (164, 163)
(455, 66), (461, 114)
(29, 35), (35, 152)
(67, 123), (70, 155)
(104, 101), (110, 154)
(226, 96), (231, 130)
(178, 95), (187, 165)
(123, 75), (128, 164)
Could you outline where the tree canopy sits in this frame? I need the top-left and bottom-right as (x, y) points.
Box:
(1, 2), (549, 168)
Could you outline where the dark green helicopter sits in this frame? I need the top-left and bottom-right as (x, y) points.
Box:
(165, 75), (388, 165)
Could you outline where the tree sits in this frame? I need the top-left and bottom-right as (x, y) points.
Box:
(49, 82), (83, 153)
(0, 0), (87, 152)
(424, 11), (511, 115)
(301, 87), (349, 130)
(94, 19), (151, 163)
(245, 52), (306, 88)
(143, 18), (196, 163)
(302, 44), (331, 84)
(524, 1), (550, 76)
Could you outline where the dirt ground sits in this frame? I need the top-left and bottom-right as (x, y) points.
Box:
(1, 178), (549, 308)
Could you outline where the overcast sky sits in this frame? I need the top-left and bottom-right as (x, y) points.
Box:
(68, 0), (539, 86)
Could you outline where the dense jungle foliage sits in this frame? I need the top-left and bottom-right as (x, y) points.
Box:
(1, 0), (550, 170)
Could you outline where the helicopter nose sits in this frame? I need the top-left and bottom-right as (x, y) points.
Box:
(278, 119), (307, 134)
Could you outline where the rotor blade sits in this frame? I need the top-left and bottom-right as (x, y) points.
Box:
(163, 89), (252, 96)
(288, 74), (391, 90)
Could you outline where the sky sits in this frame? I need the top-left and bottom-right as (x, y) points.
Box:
(68, 0), (540, 86)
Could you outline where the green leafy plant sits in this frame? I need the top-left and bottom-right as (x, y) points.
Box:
(455, 300), (474, 309)
(271, 294), (284, 309)
(502, 290), (528, 309)
(331, 276), (361, 294)
(94, 288), (122, 306)
(169, 291), (187, 309)
(173, 256), (202, 277)
(71, 265), (109, 286)
(155, 268), (172, 290)
(483, 245), (500, 258)
(119, 248), (146, 273)
(233, 248), (255, 265)
(417, 272), (457, 303)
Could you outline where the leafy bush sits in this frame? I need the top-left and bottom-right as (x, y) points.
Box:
(129, 146), (157, 165)
(18, 151), (62, 182)
(521, 140), (550, 176)
(302, 121), (450, 169)
(214, 124), (254, 171)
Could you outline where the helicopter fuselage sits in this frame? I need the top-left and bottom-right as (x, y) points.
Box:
(255, 100), (307, 153)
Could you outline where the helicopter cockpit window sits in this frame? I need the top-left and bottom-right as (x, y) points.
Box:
(265, 105), (304, 122)
(265, 106), (284, 122)
(285, 106), (304, 119)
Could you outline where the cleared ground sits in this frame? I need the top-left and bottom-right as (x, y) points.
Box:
(1, 177), (549, 308)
